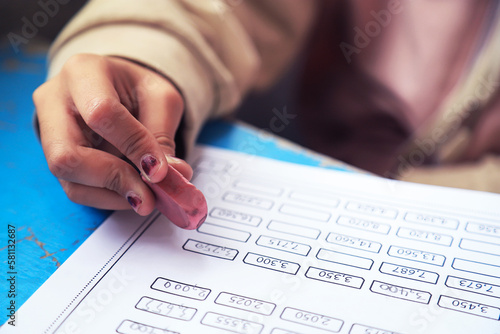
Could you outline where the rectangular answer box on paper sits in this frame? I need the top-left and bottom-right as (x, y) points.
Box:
(305, 266), (364, 289)
(197, 222), (251, 242)
(256, 235), (311, 256)
(210, 207), (262, 227)
(345, 201), (398, 219)
(267, 220), (320, 240)
(452, 258), (500, 279)
(150, 277), (211, 300)
(404, 212), (459, 230)
(117, 320), (179, 334)
(182, 239), (238, 260)
(387, 246), (445, 266)
(336, 216), (391, 234)
(326, 232), (381, 253)
(396, 227), (453, 246)
(280, 307), (343, 332)
(465, 222), (500, 238)
(223, 191), (274, 210)
(270, 329), (303, 334)
(201, 312), (264, 334)
(445, 276), (500, 299)
(438, 295), (500, 320)
(349, 323), (402, 334)
(379, 262), (439, 284)
(279, 203), (331, 222)
(136, 296), (197, 321)
(289, 190), (339, 208)
(215, 292), (276, 315)
(459, 238), (500, 256)
(243, 252), (300, 275)
(193, 158), (230, 173)
(370, 280), (431, 304)
(233, 179), (283, 196)
(316, 248), (373, 270)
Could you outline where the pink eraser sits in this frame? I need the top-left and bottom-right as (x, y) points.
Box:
(147, 166), (207, 230)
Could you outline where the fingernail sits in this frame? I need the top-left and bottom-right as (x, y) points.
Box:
(126, 192), (142, 212)
(166, 155), (183, 164)
(141, 154), (160, 180)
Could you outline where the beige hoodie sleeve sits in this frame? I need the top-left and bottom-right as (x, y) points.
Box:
(47, 0), (317, 151)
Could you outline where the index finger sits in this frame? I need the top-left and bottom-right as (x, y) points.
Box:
(64, 55), (168, 183)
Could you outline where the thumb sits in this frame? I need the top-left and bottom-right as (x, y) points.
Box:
(165, 154), (194, 181)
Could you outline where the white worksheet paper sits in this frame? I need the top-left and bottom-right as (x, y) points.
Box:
(3, 146), (500, 334)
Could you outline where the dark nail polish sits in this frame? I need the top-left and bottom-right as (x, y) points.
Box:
(141, 154), (158, 178)
(127, 194), (142, 211)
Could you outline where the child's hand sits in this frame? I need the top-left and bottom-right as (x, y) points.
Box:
(33, 54), (192, 216)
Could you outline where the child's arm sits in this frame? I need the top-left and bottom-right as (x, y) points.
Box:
(34, 0), (318, 214)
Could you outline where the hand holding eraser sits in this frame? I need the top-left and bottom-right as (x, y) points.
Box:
(146, 165), (207, 230)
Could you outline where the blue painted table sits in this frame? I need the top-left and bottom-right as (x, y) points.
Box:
(0, 45), (353, 322)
